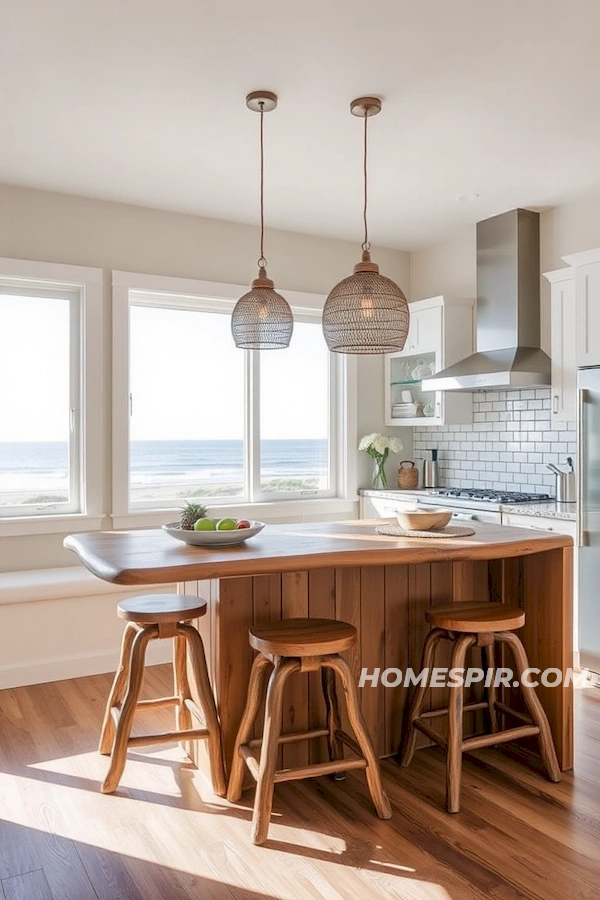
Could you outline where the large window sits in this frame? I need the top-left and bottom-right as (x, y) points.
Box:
(0, 261), (102, 523)
(259, 321), (332, 496)
(114, 276), (344, 514)
(128, 302), (246, 506)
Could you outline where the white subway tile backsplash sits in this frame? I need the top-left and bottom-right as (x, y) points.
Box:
(411, 388), (575, 496)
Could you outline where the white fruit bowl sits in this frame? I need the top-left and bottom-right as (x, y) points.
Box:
(162, 521), (265, 547)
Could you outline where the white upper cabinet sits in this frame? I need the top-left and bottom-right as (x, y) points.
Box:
(384, 295), (475, 427)
(562, 248), (600, 368)
(402, 304), (440, 355)
(543, 267), (577, 422)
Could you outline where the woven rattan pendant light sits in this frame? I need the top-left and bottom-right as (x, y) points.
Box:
(322, 97), (409, 354)
(232, 91), (293, 350)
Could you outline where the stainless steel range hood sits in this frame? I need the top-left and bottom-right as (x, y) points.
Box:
(423, 208), (550, 392)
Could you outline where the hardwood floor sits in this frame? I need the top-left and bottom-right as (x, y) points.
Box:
(0, 667), (598, 900)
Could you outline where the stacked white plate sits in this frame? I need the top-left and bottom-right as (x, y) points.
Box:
(392, 402), (420, 418)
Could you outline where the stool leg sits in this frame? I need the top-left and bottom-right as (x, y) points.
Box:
(447, 634), (475, 813)
(252, 658), (299, 845)
(496, 631), (561, 783)
(326, 656), (392, 820)
(399, 627), (445, 767)
(99, 622), (138, 755)
(484, 642), (499, 734)
(322, 667), (345, 778)
(227, 654), (272, 803)
(178, 623), (227, 798)
(173, 634), (193, 732)
(102, 625), (157, 794)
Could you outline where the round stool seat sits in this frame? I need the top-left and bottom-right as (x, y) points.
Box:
(249, 618), (356, 657)
(117, 593), (208, 625)
(427, 602), (525, 633)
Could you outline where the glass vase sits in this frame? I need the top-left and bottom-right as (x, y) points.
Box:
(371, 457), (387, 490)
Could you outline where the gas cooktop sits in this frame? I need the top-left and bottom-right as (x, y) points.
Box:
(431, 489), (551, 504)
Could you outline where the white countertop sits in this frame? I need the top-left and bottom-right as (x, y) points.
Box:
(359, 489), (577, 522)
(500, 501), (576, 521)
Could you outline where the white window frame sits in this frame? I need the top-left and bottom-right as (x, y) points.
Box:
(112, 271), (358, 527)
(0, 258), (104, 537)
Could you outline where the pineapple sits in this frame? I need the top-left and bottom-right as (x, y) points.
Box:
(179, 501), (208, 530)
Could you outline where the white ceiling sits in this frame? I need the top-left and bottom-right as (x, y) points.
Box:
(3, 0), (600, 249)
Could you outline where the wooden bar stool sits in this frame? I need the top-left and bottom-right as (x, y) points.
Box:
(400, 602), (561, 813)
(99, 593), (226, 797)
(227, 618), (392, 845)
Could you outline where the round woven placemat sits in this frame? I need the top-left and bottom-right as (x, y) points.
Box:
(375, 523), (476, 539)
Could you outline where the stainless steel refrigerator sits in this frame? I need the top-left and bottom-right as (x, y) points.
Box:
(578, 367), (600, 675)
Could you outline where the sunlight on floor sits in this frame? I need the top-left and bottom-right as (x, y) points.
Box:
(0, 745), (460, 900)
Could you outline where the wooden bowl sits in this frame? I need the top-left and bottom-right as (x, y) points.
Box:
(395, 508), (452, 532)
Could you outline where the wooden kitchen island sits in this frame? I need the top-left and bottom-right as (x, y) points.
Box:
(64, 520), (574, 774)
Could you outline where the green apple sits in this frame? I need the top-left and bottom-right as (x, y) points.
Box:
(216, 517), (238, 531)
(194, 518), (216, 531)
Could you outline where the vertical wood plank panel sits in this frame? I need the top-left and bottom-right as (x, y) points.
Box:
(335, 567), (362, 744)
(384, 564), (409, 756)
(408, 564), (432, 749)
(497, 557), (524, 718)
(307, 567), (336, 763)
(218, 576), (254, 773)
(281, 571), (309, 767)
(253, 574), (282, 624)
(181, 578), (216, 769)
(429, 563), (454, 736)
(452, 561), (473, 601)
(252, 574), (282, 753)
(359, 566), (386, 756)
(521, 548), (573, 769)
(473, 560), (491, 602)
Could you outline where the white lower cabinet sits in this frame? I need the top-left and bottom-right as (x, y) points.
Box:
(359, 492), (422, 519)
(500, 513), (577, 538)
(501, 512), (578, 657)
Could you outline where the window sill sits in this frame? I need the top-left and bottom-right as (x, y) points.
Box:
(111, 498), (359, 530)
(0, 514), (105, 538)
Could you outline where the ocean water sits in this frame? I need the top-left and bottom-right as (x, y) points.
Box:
(0, 439), (328, 494)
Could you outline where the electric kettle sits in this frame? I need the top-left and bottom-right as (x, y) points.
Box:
(422, 449), (439, 489)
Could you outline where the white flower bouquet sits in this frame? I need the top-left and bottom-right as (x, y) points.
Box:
(359, 433), (403, 490)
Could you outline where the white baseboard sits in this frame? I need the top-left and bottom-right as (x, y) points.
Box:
(0, 641), (172, 690)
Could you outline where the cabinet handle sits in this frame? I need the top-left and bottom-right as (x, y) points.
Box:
(553, 394), (559, 414)
(578, 388), (586, 547)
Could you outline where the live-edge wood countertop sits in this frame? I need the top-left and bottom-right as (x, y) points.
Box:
(64, 519), (572, 586)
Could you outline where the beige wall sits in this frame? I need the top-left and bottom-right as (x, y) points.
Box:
(0, 183), (411, 571)
(410, 226), (477, 302)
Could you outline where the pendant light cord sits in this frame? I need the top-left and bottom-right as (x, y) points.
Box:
(258, 102), (267, 268)
(362, 111), (370, 253)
